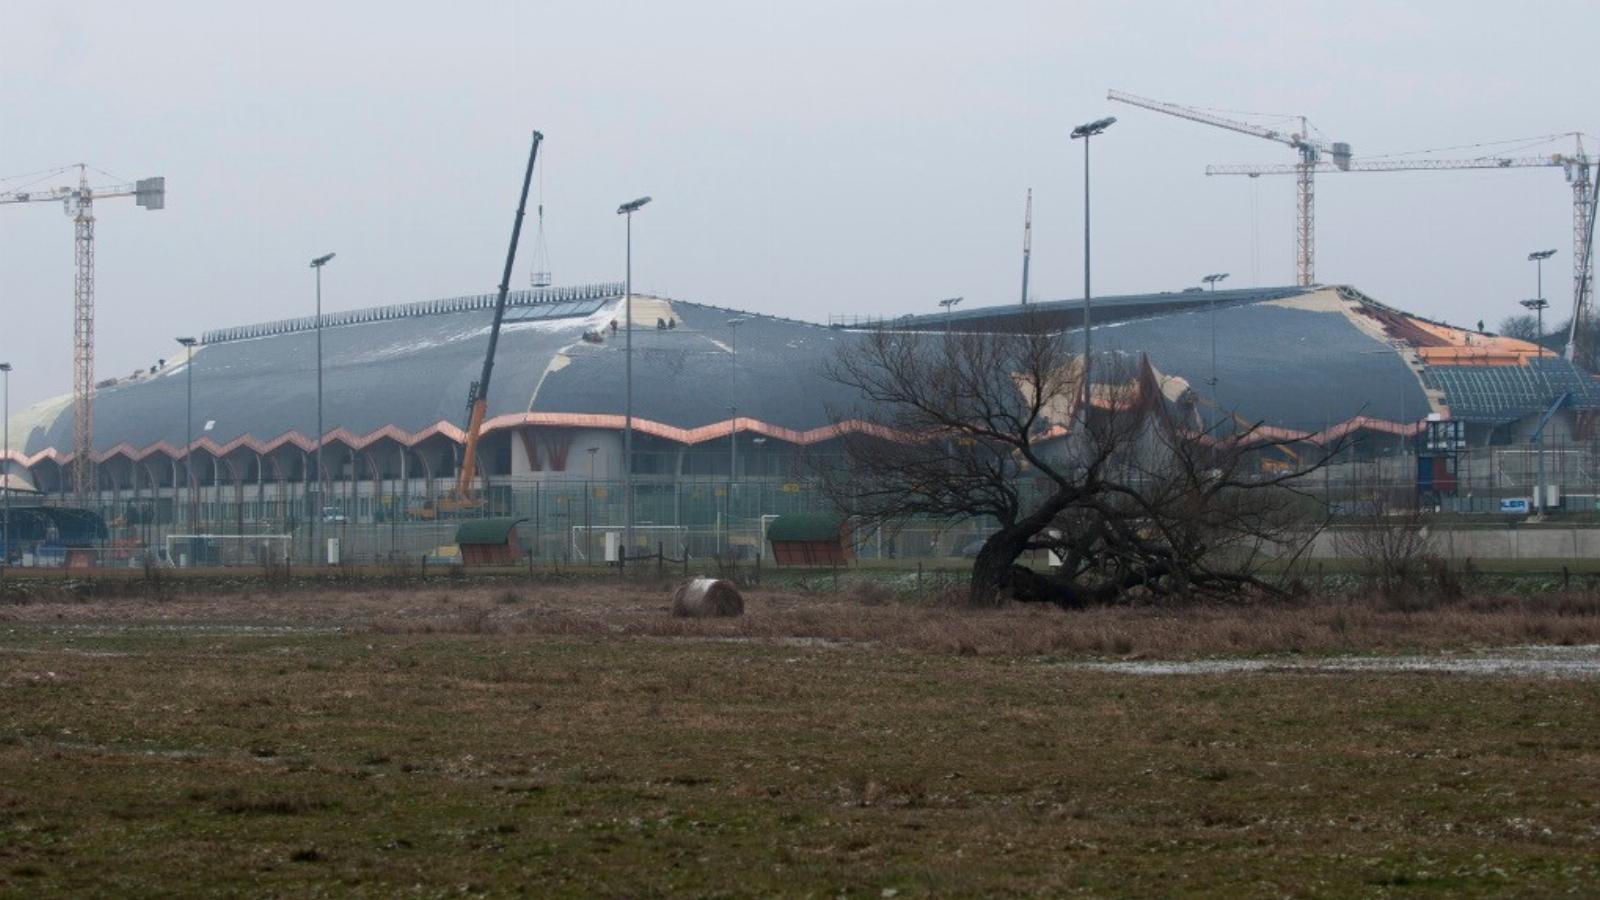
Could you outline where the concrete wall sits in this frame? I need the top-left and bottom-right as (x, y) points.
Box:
(1311, 527), (1600, 562)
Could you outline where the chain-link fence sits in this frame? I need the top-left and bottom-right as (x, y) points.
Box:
(18, 440), (1600, 569)
(14, 477), (1001, 568)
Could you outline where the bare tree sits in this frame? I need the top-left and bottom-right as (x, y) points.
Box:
(1496, 314), (1540, 341)
(1547, 316), (1600, 370)
(820, 322), (1337, 606)
(1334, 496), (1438, 599)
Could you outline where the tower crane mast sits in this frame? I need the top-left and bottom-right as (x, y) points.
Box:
(1108, 89), (1351, 287)
(1, 165), (165, 499)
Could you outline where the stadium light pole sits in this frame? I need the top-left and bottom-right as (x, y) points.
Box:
(617, 196), (651, 559)
(1070, 116), (1115, 414)
(726, 318), (750, 484)
(1521, 297), (1551, 358)
(310, 253), (334, 564)
(938, 296), (963, 332)
(1202, 273), (1229, 394)
(1, 362), (10, 575)
(176, 338), (197, 533)
(1528, 249), (1556, 357)
(586, 447), (597, 565)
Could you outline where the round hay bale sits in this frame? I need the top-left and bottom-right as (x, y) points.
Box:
(672, 577), (745, 618)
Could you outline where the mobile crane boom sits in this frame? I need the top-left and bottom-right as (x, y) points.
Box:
(454, 131), (543, 506)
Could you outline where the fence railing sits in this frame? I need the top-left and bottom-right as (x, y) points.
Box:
(17, 442), (1600, 568)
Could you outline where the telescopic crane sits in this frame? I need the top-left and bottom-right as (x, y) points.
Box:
(450, 130), (543, 512)
(1108, 89), (1350, 287)
(0, 165), (165, 499)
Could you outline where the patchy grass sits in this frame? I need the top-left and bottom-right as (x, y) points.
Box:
(6, 580), (1600, 658)
(0, 585), (1597, 895)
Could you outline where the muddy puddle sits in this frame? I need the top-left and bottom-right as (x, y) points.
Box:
(1075, 644), (1600, 679)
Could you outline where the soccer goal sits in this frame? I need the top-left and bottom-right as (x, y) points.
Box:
(569, 525), (688, 562)
(165, 534), (294, 568)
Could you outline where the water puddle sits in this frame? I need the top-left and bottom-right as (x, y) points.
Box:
(4, 623), (345, 638)
(1075, 645), (1600, 679)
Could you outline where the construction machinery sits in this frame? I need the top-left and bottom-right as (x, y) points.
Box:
(1, 165), (165, 498)
(1109, 89), (1350, 287)
(447, 130), (543, 514)
(1205, 136), (1595, 347)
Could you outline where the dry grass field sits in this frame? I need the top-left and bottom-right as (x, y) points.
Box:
(3, 578), (1599, 896)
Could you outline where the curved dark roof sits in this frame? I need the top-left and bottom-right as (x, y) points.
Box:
(14, 288), (869, 461)
(11, 282), (1554, 466)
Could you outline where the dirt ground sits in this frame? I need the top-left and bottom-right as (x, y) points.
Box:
(2, 581), (1600, 896)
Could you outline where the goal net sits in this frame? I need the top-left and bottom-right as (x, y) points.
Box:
(165, 534), (294, 568)
(570, 525), (688, 562)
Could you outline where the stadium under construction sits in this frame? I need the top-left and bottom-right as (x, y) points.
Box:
(3, 280), (1600, 563)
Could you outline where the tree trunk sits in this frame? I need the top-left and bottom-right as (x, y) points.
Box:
(969, 527), (1030, 606)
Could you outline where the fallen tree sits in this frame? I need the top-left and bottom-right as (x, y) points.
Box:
(820, 320), (1340, 606)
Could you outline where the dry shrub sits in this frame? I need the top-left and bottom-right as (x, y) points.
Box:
(847, 581), (896, 607)
(1333, 503), (1438, 599)
(10, 574), (1600, 658)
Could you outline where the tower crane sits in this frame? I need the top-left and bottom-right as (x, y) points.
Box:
(1205, 137), (1595, 355)
(0, 165), (165, 499)
(1108, 89), (1351, 287)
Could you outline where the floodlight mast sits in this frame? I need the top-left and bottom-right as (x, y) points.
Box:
(618, 194), (652, 556)
(1521, 297), (1551, 358)
(939, 296), (963, 331)
(1202, 273), (1229, 394)
(1071, 116), (1115, 414)
(310, 252), (335, 559)
(455, 130), (543, 509)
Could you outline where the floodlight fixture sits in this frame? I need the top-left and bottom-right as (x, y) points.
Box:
(1070, 117), (1116, 139)
(617, 196), (652, 215)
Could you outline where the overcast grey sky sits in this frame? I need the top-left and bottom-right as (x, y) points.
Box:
(2, 0), (1595, 408)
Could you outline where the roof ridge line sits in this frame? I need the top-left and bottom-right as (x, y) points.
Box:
(201, 282), (626, 345)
